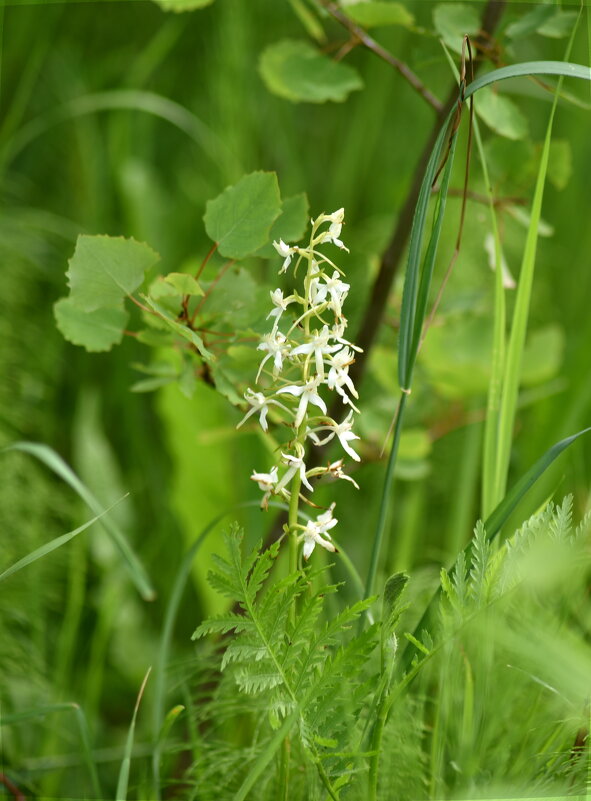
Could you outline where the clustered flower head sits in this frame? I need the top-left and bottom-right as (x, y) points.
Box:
(237, 208), (362, 561)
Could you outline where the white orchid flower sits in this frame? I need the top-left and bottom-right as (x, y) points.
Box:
(256, 331), (290, 381)
(330, 321), (363, 352)
(277, 376), (327, 428)
(301, 503), (338, 559)
(273, 239), (298, 273)
(290, 325), (341, 379)
(266, 289), (294, 330)
(327, 459), (360, 489)
(251, 466), (279, 509)
(311, 410), (360, 461)
(275, 453), (314, 493)
(326, 348), (359, 409)
(236, 389), (290, 432)
(317, 209), (349, 252)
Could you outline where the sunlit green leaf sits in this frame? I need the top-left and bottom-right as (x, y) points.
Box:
(204, 172), (281, 259)
(259, 39), (363, 103)
(432, 3), (480, 54)
(475, 88), (529, 140)
(54, 297), (129, 353)
(66, 235), (160, 312)
(151, 0), (215, 12)
(163, 272), (204, 296)
(344, 2), (414, 29)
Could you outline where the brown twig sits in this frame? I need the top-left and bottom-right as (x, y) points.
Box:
(196, 241), (218, 281)
(0, 774), (25, 801)
(319, 0), (443, 113)
(344, 0), (506, 398)
(443, 188), (526, 208)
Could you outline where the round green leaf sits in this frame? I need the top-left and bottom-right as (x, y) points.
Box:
(475, 87), (529, 140)
(54, 297), (129, 353)
(204, 171), (281, 259)
(433, 3), (480, 54)
(67, 235), (160, 312)
(259, 39), (363, 103)
(345, 2), (414, 29)
(152, 0), (215, 11)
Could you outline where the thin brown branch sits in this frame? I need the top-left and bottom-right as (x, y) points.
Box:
(196, 241), (218, 281)
(444, 188), (526, 208)
(0, 774), (25, 801)
(319, 0), (443, 113)
(344, 0), (506, 397)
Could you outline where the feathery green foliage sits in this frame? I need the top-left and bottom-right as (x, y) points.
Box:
(191, 526), (379, 797)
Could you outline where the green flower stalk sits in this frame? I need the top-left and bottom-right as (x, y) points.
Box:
(237, 208), (362, 562)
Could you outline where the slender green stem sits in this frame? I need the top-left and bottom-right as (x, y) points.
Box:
(367, 687), (389, 801)
(364, 392), (408, 603)
(316, 758), (340, 801)
(288, 471), (302, 579)
(279, 736), (290, 801)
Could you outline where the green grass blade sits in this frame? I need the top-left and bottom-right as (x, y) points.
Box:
(397, 116), (453, 390)
(408, 131), (458, 370)
(363, 392), (408, 603)
(484, 426), (591, 540)
(493, 26), (583, 503)
(4, 442), (155, 600)
(494, 102), (559, 501)
(3, 89), (241, 176)
(0, 702), (102, 797)
(464, 60), (591, 99)
(0, 500), (122, 585)
(116, 667), (152, 801)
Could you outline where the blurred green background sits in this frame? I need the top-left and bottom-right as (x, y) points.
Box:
(1, 0), (590, 795)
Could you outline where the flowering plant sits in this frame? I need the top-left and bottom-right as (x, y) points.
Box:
(237, 208), (362, 561)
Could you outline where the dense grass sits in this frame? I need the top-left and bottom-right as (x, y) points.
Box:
(1, 1), (590, 798)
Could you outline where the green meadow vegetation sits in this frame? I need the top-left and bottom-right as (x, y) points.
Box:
(1, 0), (591, 799)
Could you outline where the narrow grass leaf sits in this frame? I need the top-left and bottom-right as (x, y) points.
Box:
(484, 427), (591, 540)
(4, 442), (155, 600)
(464, 61), (591, 99)
(116, 667), (152, 801)
(0, 499), (124, 584)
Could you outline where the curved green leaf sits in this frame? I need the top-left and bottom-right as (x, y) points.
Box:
(484, 427), (591, 540)
(466, 61), (591, 99)
(151, 0), (214, 11)
(0, 501), (124, 584)
(346, 2), (414, 29)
